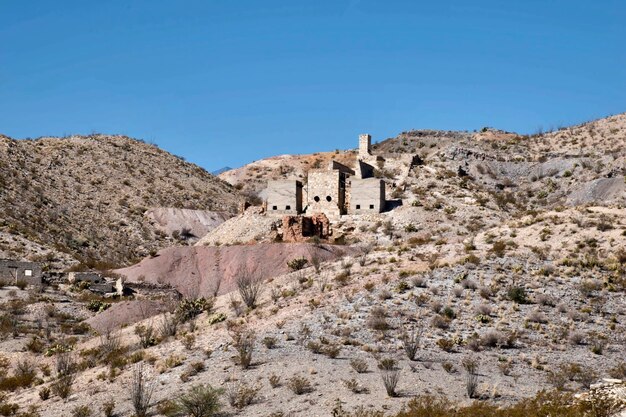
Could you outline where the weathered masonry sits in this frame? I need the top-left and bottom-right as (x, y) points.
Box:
(350, 178), (386, 213)
(263, 133), (388, 219)
(266, 180), (303, 215)
(0, 259), (43, 286)
(306, 161), (355, 217)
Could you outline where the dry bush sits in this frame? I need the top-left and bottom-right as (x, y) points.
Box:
(367, 307), (390, 331)
(230, 327), (255, 370)
(225, 380), (260, 410)
(527, 309), (548, 324)
(343, 378), (369, 394)
(462, 356), (479, 399)
(71, 405), (92, 417)
(350, 359), (369, 374)
(381, 369), (400, 397)
(51, 374), (74, 399)
(236, 268), (263, 309)
(175, 384), (223, 417)
(268, 374), (281, 388)
(159, 313), (179, 339)
(287, 376), (313, 395)
(130, 363), (155, 417)
(401, 331), (420, 361)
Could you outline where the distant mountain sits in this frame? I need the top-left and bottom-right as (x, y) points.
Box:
(211, 166), (232, 176)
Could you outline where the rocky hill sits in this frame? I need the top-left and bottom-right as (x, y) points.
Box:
(0, 134), (242, 268)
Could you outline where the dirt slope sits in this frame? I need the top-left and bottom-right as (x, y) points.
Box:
(116, 243), (355, 297)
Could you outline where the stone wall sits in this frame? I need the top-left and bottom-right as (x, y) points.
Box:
(349, 178), (385, 213)
(68, 272), (105, 284)
(266, 180), (303, 215)
(306, 170), (346, 217)
(0, 260), (42, 286)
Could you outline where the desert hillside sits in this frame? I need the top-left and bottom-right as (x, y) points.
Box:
(0, 114), (624, 417)
(0, 134), (242, 268)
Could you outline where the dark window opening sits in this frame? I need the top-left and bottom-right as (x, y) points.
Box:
(326, 196), (332, 202)
(356, 204), (361, 209)
(369, 205), (374, 209)
(314, 196), (320, 202)
(272, 206), (277, 210)
(286, 205), (291, 210)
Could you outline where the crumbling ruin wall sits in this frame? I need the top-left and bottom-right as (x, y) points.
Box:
(0, 260), (42, 286)
(282, 214), (331, 242)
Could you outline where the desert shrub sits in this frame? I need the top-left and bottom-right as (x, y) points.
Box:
(287, 257), (308, 271)
(442, 306), (456, 320)
(401, 331), (420, 361)
(262, 336), (277, 349)
(393, 391), (579, 417)
(268, 374), (281, 388)
(475, 303), (492, 316)
(176, 298), (213, 323)
(350, 359), (369, 373)
(462, 357), (479, 399)
(431, 315), (449, 330)
(225, 380), (260, 409)
(71, 405), (92, 417)
(39, 386), (50, 401)
(507, 286), (529, 304)
(381, 369), (400, 397)
(175, 384), (223, 417)
(230, 328), (255, 369)
(367, 307), (390, 331)
(323, 344), (342, 359)
(135, 324), (157, 348)
(236, 269), (263, 309)
(287, 376), (313, 395)
(490, 240), (507, 257)
(51, 375), (74, 399)
(101, 399), (115, 417)
(378, 358), (397, 371)
(527, 309), (547, 324)
(568, 331), (585, 345)
(130, 363), (155, 417)
(306, 340), (323, 354)
(182, 334), (195, 350)
(608, 362), (626, 379)
(436, 338), (455, 352)
(343, 378), (369, 394)
(461, 279), (478, 290)
(86, 300), (110, 313)
(480, 331), (502, 348)
(160, 313), (179, 339)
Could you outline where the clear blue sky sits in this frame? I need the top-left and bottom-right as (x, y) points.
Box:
(1, 1), (625, 170)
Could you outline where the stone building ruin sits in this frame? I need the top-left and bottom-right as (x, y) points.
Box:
(264, 134), (386, 219)
(0, 259), (42, 286)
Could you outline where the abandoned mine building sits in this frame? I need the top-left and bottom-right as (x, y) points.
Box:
(0, 259), (43, 286)
(265, 133), (386, 218)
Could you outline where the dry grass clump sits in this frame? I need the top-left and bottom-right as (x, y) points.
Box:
(287, 376), (313, 395)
